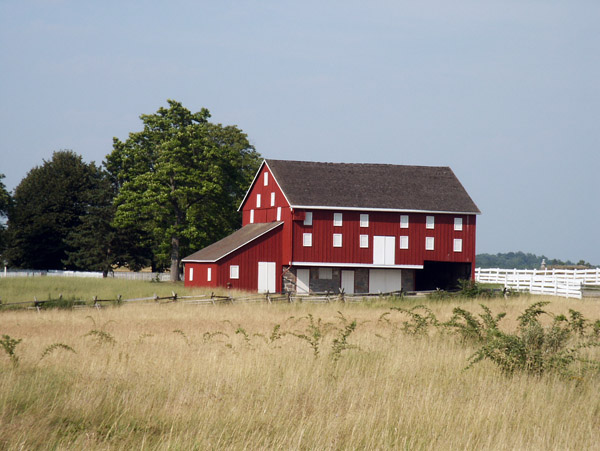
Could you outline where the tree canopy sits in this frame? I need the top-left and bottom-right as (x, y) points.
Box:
(5, 151), (104, 269)
(0, 174), (12, 259)
(105, 100), (261, 281)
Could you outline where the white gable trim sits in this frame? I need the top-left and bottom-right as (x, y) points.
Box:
(182, 222), (283, 263)
(289, 205), (481, 215)
(237, 160), (292, 212)
(292, 261), (423, 270)
(237, 161), (266, 212)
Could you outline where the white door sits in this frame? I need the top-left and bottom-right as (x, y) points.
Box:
(373, 236), (395, 265)
(369, 269), (402, 293)
(296, 268), (310, 294)
(341, 270), (355, 294)
(258, 262), (276, 293)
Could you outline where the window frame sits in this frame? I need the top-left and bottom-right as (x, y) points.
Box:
(304, 211), (313, 226)
(270, 192), (275, 207)
(454, 217), (463, 231)
(263, 172), (269, 186)
(333, 233), (343, 248)
(399, 235), (409, 250)
(359, 234), (369, 248)
(426, 216), (435, 229)
(303, 232), (312, 247)
(230, 265), (239, 279)
(333, 212), (343, 227)
(256, 194), (261, 208)
(249, 209), (254, 224)
(425, 236), (435, 251)
(360, 214), (369, 228)
(400, 215), (409, 229)
(207, 267), (212, 282)
(454, 238), (463, 252)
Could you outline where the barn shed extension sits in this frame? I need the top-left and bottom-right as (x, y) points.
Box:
(183, 159), (480, 293)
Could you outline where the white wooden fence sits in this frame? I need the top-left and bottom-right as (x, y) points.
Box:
(475, 268), (600, 299)
(1, 269), (172, 281)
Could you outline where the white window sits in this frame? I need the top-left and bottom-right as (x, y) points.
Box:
(333, 212), (343, 226)
(303, 233), (312, 247)
(319, 268), (332, 279)
(454, 217), (463, 231)
(230, 265), (239, 279)
(400, 236), (409, 249)
(270, 192), (275, 207)
(304, 211), (313, 226)
(360, 214), (369, 227)
(277, 207), (281, 221)
(425, 237), (435, 251)
(256, 194), (261, 208)
(454, 238), (463, 252)
(189, 267), (194, 281)
(264, 172), (269, 186)
(249, 209), (254, 224)
(333, 233), (343, 248)
(400, 215), (409, 229)
(426, 216), (435, 229)
(207, 267), (212, 282)
(359, 234), (369, 248)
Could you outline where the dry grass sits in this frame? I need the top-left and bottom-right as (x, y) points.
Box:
(1, 295), (600, 449)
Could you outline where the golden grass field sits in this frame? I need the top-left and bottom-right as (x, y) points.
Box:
(1, 277), (600, 449)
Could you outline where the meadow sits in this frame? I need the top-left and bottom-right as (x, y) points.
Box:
(1, 277), (600, 449)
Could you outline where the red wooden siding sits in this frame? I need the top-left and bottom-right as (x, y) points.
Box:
(291, 210), (476, 267)
(241, 164), (290, 226)
(184, 263), (217, 288)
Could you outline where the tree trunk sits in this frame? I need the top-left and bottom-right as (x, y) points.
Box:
(170, 235), (180, 282)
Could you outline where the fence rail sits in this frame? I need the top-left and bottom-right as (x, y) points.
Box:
(475, 267), (600, 299)
(0, 289), (407, 311)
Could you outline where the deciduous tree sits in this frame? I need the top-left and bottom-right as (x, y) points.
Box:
(105, 100), (261, 281)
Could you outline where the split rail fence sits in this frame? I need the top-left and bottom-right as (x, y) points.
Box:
(0, 290), (406, 311)
(475, 268), (600, 299)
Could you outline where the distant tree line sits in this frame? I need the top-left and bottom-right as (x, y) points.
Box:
(476, 252), (595, 270)
(0, 100), (262, 281)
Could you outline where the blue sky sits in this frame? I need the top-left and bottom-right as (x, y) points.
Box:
(1, 1), (599, 264)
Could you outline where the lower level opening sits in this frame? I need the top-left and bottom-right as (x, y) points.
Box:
(415, 261), (472, 291)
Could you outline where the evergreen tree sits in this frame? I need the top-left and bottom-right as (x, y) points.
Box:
(5, 151), (101, 269)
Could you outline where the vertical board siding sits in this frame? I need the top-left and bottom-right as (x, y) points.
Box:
(292, 210), (476, 267)
(241, 165), (290, 226)
(215, 227), (283, 292)
(184, 263), (217, 288)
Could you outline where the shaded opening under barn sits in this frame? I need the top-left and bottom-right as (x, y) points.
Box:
(415, 261), (472, 291)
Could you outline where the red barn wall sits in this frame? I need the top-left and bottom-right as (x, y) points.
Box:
(184, 263), (218, 288)
(291, 210), (476, 268)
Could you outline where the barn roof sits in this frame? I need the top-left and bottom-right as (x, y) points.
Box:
(239, 159), (481, 214)
(182, 222), (283, 263)
(260, 159), (480, 214)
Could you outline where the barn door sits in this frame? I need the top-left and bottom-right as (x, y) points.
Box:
(258, 262), (276, 293)
(373, 236), (395, 265)
(296, 268), (310, 294)
(369, 269), (402, 293)
(341, 270), (354, 294)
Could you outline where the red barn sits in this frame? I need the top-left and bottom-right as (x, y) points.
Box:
(183, 159), (480, 293)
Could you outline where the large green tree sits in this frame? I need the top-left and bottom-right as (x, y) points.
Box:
(105, 100), (261, 281)
(62, 169), (153, 276)
(5, 151), (103, 269)
(0, 174), (12, 259)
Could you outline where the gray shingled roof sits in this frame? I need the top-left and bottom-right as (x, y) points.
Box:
(265, 159), (480, 213)
(182, 222), (283, 262)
